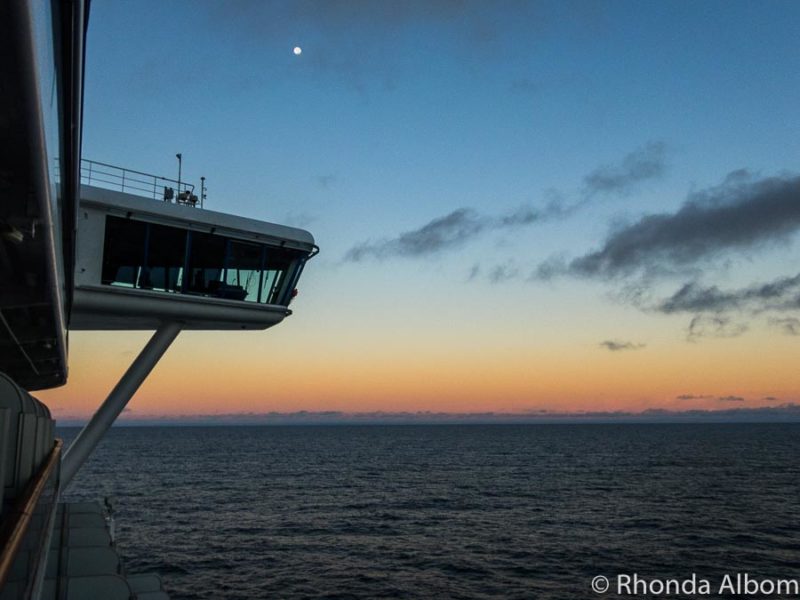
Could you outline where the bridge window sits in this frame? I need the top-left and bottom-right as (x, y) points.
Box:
(186, 231), (226, 297)
(102, 216), (304, 306)
(225, 240), (262, 302)
(262, 248), (296, 304)
(102, 217), (146, 288)
(144, 223), (186, 293)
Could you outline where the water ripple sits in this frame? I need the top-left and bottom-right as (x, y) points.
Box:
(60, 424), (800, 599)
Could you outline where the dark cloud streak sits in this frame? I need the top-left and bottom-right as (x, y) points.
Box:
(347, 142), (670, 264)
(687, 315), (747, 341)
(658, 273), (800, 315)
(769, 317), (800, 336)
(316, 174), (337, 189)
(583, 141), (667, 196)
(344, 202), (566, 262)
(488, 263), (520, 284)
(545, 171), (800, 280)
(599, 340), (645, 352)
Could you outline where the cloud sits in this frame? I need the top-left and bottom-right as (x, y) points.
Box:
(657, 273), (800, 315)
(718, 395), (746, 403)
(543, 170), (800, 280)
(769, 316), (800, 335)
(315, 174), (337, 189)
(536, 252), (795, 342)
(345, 208), (483, 261)
(467, 264), (481, 281)
(687, 315), (748, 341)
(509, 77), (539, 94)
(676, 394), (713, 400)
(488, 262), (520, 284)
(347, 142), (671, 265)
(645, 276), (800, 340)
(763, 396), (780, 402)
(599, 339), (645, 352)
(532, 255), (569, 281)
(345, 202), (565, 262)
(658, 282), (739, 314)
(583, 141), (667, 196)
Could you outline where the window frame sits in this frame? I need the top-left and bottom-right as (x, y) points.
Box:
(101, 215), (307, 306)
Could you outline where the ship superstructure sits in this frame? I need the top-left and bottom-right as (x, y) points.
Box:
(0, 2), (317, 598)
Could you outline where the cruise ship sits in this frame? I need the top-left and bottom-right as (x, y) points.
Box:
(0, 2), (317, 598)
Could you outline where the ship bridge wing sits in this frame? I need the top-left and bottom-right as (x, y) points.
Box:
(71, 183), (317, 331)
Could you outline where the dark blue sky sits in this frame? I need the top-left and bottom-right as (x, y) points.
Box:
(49, 0), (800, 417)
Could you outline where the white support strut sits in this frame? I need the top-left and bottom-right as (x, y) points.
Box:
(61, 321), (182, 488)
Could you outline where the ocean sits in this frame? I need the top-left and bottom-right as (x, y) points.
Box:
(59, 424), (800, 599)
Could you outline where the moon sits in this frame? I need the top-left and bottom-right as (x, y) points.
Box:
(293, 46), (302, 56)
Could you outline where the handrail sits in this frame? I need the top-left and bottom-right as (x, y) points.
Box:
(83, 159), (187, 184)
(80, 158), (202, 207)
(0, 439), (63, 589)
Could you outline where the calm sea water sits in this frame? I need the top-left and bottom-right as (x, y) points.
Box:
(58, 424), (800, 599)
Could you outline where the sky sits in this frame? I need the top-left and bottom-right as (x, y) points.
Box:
(40, 0), (800, 421)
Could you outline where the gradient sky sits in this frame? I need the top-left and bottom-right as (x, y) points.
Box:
(40, 0), (800, 419)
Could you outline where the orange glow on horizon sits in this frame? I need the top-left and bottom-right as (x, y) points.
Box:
(36, 326), (800, 420)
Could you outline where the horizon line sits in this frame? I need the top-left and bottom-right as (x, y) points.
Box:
(53, 404), (800, 426)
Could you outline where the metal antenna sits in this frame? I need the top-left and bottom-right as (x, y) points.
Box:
(176, 153), (182, 194)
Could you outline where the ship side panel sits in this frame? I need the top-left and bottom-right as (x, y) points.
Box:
(0, 0), (87, 391)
